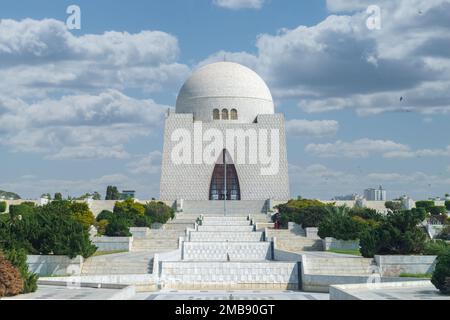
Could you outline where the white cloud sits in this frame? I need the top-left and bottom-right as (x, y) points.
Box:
(213, 0), (265, 10)
(383, 146), (450, 159)
(127, 151), (162, 175)
(0, 19), (190, 96)
(202, 0), (450, 115)
(286, 119), (339, 137)
(0, 18), (188, 160)
(305, 138), (410, 158)
(0, 90), (168, 159)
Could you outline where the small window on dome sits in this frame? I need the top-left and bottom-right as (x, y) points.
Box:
(230, 109), (238, 120)
(213, 109), (220, 120)
(222, 109), (229, 120)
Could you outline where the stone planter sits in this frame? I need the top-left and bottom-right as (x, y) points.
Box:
(323, 237), (360, 251)
(374, 255), (437, 277)
(27, 255), (83, 276)
(92, 236), (133, 252)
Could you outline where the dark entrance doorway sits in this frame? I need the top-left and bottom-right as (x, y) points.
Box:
(209, 149), (241, 201)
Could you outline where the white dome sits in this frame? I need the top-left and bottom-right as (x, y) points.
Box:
(175, 62), (274, 123)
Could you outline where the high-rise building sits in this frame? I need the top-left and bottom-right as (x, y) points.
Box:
(364, 186), (386, 201)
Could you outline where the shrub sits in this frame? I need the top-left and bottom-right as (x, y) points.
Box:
(3, 248), (38, 293)
(113, 199), (145, 223)
(385, 201), (403, 212)
(431, 250), (450, 295)
(293, 206), (330, 228)
(31, 201), (97, 258)
(446, 201), (450, 211)
(424, 240), (450, 256)
(105, 217), (131, 237)
(416, 201), (436, 213)
(144, 201), (175, 224)
(95, 219), (109, 236)
(349, 207), (384, 221)
(0, 254), (23, 297)
(438, 226), (450, 241)
(360, 230), (377, 258)
(70, 202), (95, 230)
(277, 199), (330, 228)
(96, 210), (114, 222)
(318, 206), (367, 241)
(430, 206), (447, 216)
(360, 209), (427, 258)
(0, 201), (6, 213)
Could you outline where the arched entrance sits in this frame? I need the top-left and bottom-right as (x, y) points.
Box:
(209, 149), (241, 200)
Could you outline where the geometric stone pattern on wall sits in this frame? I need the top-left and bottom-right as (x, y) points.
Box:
(160, 113), (290, 201)
(182, 242), (271, 261)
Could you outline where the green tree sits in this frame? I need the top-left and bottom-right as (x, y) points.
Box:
(385, 201), (402, 212)
(105, 217), (131, 237)
(144, 201), (175, 224)
(360, 209), (427, 258)
(105, 186), (120, 200)
(276, 199), (330, 228)
(54, 193), (63, 201)
(92, 192), (102, 200)
(415, 201), (435, 213)
(96, 210), (114, 222)
(0, 201), (6, 213)
(445, 201), (450, 211)
(40, 193), (51, 200)
(31, 201), (97, 258)
(430, 206), (447, 216)
(318, 206), (367, 241)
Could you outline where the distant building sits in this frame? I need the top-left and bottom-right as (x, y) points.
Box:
(333, 194), (358, 201)
(364, 186), (386, 201)
(120, 190), (136, 200)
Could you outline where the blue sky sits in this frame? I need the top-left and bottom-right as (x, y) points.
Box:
(0, 0), (449, 200)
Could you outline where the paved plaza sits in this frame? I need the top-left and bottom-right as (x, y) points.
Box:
(134, 290), (329, 300)
(3, 285), (131, 300)
(331, 283), (450, 301)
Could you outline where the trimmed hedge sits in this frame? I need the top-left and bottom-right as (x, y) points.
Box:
(430, 206), (447, 216)
(415, 201), (435, 213)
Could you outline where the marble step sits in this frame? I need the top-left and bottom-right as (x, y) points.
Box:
(189, 231), (263, 242)
(197, 225), (254, 232)
(182, 242), (271, 261)
(160, 261), (298, 290)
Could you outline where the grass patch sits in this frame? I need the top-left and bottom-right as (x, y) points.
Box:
(92, 250), (127, 257)
(399, 273), (432, 279)
(327, 249), (362, 256)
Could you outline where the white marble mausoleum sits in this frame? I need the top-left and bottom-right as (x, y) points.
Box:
(160, 62), (290, 202)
